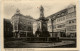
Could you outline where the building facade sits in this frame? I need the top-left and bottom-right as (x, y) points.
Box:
(11, 9), (35, 38)
(4, 19), (13, 38)
(47, 5), (76, 37)
(66, 5), (76, 37)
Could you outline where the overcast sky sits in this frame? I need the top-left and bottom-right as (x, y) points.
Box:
(3, 0), (77, 19)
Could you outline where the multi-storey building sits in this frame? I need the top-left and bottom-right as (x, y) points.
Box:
(11, 9), (35, 38)
(4, 19), (13, 38)
(66, 5), (76, 37)
(47, 5), (76, 37)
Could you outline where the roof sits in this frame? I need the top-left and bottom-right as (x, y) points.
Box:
(46, 8), (67, 19)
(12, 13), (34, 20)
(46, 5), (76, 19)
(25, 15), (33, 19)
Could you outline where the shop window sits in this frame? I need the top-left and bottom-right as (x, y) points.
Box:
(28, 27), (32, 31)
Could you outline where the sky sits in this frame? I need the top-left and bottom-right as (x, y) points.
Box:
(3, 0), (77, 19)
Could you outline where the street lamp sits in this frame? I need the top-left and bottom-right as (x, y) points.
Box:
(51, 16), (55, 37)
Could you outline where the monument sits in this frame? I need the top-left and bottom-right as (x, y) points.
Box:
(35, 6), (50, 37)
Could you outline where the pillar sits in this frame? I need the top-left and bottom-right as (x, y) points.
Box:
(26, 32), (27, 37)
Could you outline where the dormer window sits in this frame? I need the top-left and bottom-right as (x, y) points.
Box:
(16, 9), (20, 14)
(57, 14), (60, 17)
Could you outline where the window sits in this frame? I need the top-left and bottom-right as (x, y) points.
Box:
(57, 18), (59, 22)
(50, 25), (52, 29)
(72, 20), (74, 23)
(67, 25), (76, 31)
(59, 18), (60, 21)
(28, 22), (31, 24)
(61, 17), (63, 21)
(53, 25), (56, 29)
(68, 7), (75, 13)
(14, 24), (17, 30)
(57, 24), (65, 28)
(58, 14), (60, 17)
(28, 27), (31, 31)
(69, 21), (71, 24)
(61, 13), (64, 16)
(63, 17), (65, 20)
(68, 19), (76, 24)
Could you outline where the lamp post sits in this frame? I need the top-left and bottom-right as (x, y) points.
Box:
(51, 17), (54, 37)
